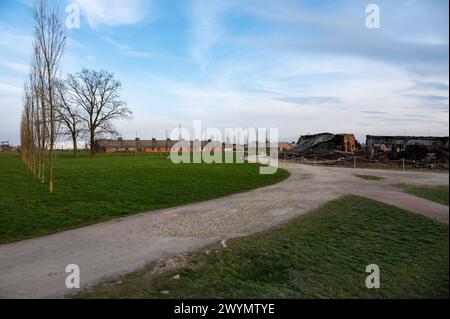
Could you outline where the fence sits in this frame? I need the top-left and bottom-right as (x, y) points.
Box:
(282, 154), (448, 171)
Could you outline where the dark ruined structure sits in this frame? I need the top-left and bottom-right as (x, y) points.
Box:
(290, 133), (360, 157)
(0, 141), (12, 152)
(366, 135), (449, 161)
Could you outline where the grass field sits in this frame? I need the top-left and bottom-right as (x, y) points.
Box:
(75, 196), (449, 299)
(396, 184), (449, 206)
(355, 175), (386, 181)
(0, 152), (289, 244)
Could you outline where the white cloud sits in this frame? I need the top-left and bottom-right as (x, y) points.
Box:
(189, 0), (231, 67)
(102, 36), (174, 60)
(0, 23), (33, 55)
(72, 0), (154, 28)
(0, 82), (22, 94)
(1, 61), (29, 74)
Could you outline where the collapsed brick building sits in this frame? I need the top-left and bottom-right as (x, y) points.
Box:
(290, 133), (360, 158)
(366, 135), (449, 161)
(278, 142), (295, 153)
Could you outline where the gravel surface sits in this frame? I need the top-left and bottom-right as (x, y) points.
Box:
(0, 162), (448, 298)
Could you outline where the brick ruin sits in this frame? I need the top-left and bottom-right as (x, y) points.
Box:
(286, 133), (449, 165)
(289, 133), (360, 159)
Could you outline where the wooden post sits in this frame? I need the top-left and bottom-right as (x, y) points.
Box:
(302, 156), (304, 164)
(354, 156), (356, 169)
(402, 158), (405, 172)
(314, 156), (317, 166)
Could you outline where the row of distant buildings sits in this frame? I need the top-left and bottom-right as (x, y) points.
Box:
(94, 138), (295, 154)
(94, 134), (449, 162)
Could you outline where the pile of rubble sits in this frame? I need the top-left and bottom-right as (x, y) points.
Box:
(367, 135), (449, 163)
(0, 141), (13, 152)
(288, 133), (361, 160)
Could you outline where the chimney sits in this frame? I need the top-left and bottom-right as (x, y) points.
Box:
(135, 138), (140, 141)
(118, 137), (123, 142)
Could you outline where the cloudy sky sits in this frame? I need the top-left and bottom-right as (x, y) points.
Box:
(0, 0), (448, 145)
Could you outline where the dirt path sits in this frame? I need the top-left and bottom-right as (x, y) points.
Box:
(0, 163), (448, 298)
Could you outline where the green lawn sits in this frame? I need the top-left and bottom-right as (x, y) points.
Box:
(355, 175), (386, 181)
(0, 153), (289, 244)
(396, 184), (449, 206)
(75, 196), (449, 299)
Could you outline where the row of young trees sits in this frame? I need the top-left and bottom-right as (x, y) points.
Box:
(20, 0), (132, 193)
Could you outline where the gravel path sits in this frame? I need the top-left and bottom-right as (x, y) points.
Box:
(0, 162), (448, 299)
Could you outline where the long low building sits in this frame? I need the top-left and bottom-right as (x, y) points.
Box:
(94, 138), (229, 153)
(95, 138), (176, 153)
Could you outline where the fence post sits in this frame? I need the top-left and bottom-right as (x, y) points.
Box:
(314, 156), (317, 166)
(302, 156), (304, 164)
(402, 158), (405, 172)
(353, 156), (356, 169)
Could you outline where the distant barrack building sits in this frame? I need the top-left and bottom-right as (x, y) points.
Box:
(94, 138), (230, 153)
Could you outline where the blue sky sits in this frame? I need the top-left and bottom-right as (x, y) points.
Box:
(0, 0), (448, 145)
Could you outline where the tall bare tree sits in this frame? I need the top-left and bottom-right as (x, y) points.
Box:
(55, 80), (83, 158)
(21, 71), (40, 176)
(32, 0), (66, 192)
(31, 44), (48, 183)
(20, 83), (34, 172)
(64, 69), (132, 157)
(21, 0), (66, 192)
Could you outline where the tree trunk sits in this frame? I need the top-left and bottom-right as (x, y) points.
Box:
(90, 131), (95, 158)
(72, 134), (78, 158)
(41, 149), (45, 184)
(48, 71), (54, 193)
(49, 105), (54, 193)
(40, 91), (46, 184)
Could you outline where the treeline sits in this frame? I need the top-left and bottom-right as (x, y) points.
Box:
(20, 0), (132, 193)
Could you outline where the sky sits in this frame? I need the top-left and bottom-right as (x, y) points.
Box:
(0, 0), (448, 145)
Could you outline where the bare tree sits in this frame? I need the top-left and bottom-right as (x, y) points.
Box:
(20, 83), (34, 172)
(32, 0), (66, 192)
(21, 70), (41, 177)
(55, 80), (83, 158)
(65, 69), (132, 157)
(30, 46), (49, 183)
